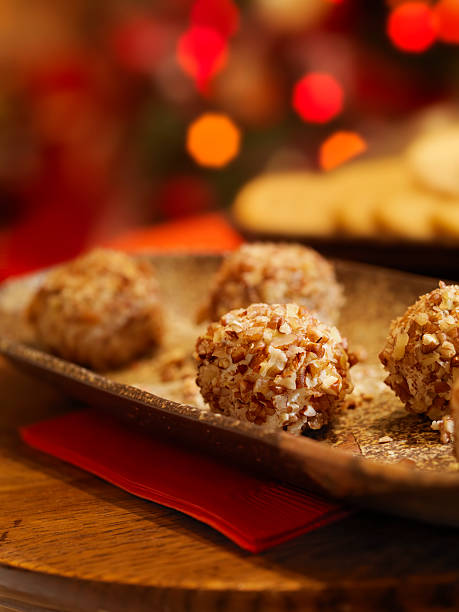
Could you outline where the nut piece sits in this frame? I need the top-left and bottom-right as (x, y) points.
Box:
(28, 249), (163, 370)
(199, 242), (344, 324)
(431, 416), (455, 444)
(379, 282), (459, 442)
(440, 341), (456, 359)
(196, 303), (353, 434)
(421, 333), (439, 353)
(415, 312), (429, 326)
(394, 332), (409, 360)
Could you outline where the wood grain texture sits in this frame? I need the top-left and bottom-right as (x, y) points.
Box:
(1, 362), (459, 611)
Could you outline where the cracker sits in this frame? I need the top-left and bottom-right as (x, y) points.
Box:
(433, 203), (459, 240)
(406, 127), (459, 197)
(374, 191), (437, 242)
(335, 193), (379, 239)
(233, 172), (339, 237)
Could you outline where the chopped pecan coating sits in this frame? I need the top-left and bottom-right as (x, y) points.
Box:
(199, 243), (344, 324)
(196, 303), (353, 434)
(29, 249), (163, 370)
(380, 282), (459, 442)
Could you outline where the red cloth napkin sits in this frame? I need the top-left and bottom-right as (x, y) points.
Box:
(21, 410), (348, 553)
(106, 213), (244, 254)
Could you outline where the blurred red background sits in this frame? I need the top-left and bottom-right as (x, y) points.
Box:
(0, 0), (458, 278)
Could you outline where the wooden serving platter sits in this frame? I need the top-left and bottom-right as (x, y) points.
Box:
(2, 254), (459, 611)
(0, 254), (458, 527)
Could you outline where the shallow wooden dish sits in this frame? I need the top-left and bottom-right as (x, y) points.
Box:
(0, 254), (458, 529)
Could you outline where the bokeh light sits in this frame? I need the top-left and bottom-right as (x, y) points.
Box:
(292, 73), (344, 123)
(176, 26), (228, 93)
(435, 0), (459, 44)
(186, 113), (241, 168)
(387, 2), (438, 53)
(319, 131), (367, 171)
(190, 0), (239, 39)
(3, 0), (459, 280)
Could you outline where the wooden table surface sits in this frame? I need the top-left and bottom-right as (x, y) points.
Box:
(1, 360), (459, 612)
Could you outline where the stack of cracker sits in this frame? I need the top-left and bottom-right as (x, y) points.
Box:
(233, 126), (459, 244)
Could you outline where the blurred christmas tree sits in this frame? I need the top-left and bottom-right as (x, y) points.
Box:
(0, 0), (458, 276)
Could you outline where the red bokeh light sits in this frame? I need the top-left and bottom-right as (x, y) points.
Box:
(292, 73), (343, 123)
(112, 16), (167, 73)
(190, 0), (239, 39)
(177, 26), (228, 93)
(387, 2), (438, 53)
(435, 0), (459, 44)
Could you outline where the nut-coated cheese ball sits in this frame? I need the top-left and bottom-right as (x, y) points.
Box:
(196, 303), (353, 433)
(200, 243), (344, 324)
(29, 249), (163, 370)
(379, 282), (459, 436)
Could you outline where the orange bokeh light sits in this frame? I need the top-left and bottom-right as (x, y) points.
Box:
(292, 73), (343, 124)
(387, 2), (438, 53)
(319, 131), (367, 171)
(435, 0), (459, 44)
(186, 113), (241, 168)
